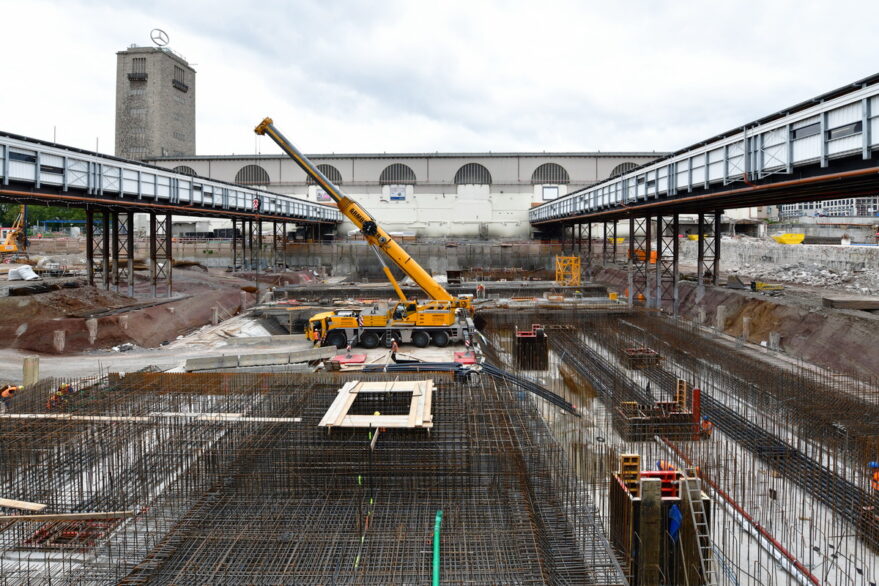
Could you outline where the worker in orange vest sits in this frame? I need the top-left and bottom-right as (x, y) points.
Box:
(0, 384), (21, 413)
(701, 417), (715, 438)
(870, 462), (879, 491)
(656, 460), (676, 472)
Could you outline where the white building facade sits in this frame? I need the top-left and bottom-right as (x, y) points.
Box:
(148, 152), (661, 238)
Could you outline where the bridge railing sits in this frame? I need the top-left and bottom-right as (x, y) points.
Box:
(531, 74), (879, 224)
(0, 131), (341, 224)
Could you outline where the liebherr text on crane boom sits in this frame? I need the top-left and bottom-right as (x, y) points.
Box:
(255, 118), (475, 350)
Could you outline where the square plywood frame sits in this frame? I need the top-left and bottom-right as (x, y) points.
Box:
(319, 380), (434, 429)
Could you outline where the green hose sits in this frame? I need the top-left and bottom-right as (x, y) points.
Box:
(432, 510), (443, 586)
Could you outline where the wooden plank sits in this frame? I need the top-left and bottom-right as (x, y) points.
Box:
(0, 510), (136, 522)
(0, 414), (151, 422)
(0, 498), (46, 512)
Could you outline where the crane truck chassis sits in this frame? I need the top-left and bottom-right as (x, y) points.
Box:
(308, 300), (474, 349)
(255, 118), (475, 349)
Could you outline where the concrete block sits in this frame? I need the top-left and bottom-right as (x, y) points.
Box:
(698, 308), (707, 325)
(237, 352), (290, 367)
(185, 355), (239, 372)
(119, 315), (129, 331)
(22, 356), (39, 387)
(715, 305), (727, 332)
(289, 347), (339, 363)
(53, 330), (65, 353)
(86, 318), (98, 344)
(821, 296), (879, 310)
(769, 332), (782, 351)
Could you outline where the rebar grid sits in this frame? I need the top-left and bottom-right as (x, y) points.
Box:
(0, 371), (624, 585)
(479, 308), (879, 585)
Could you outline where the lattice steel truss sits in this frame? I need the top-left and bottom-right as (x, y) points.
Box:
(697, 212), (721, 292)
(149, 213), (172, 298)
(654, 215), (679, 314)
(627, 216), (651, 305)
(112, 212), (135, 296)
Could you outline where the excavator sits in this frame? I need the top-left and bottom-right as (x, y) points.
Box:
(1, 205), (27, 260)
(255, 118), (475, 349)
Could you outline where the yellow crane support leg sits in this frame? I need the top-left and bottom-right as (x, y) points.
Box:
(555, 256), (581, 286)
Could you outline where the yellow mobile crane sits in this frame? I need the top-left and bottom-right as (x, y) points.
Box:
(255, 118), (474, 349)
(1, 205), (27, 259)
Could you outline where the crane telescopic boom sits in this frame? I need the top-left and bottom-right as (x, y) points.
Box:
(255, 117), (465, 307)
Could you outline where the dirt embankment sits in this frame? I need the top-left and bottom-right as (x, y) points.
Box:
(595, 267), (879, 378)
(0, 269), (257, 354)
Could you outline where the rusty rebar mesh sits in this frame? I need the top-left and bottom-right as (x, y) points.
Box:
(479, 308), (879, 584)
(0, 371), (624, 585)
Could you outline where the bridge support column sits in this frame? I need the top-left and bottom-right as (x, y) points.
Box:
(281, 221), (287, 270)
(586, 222), (593, 280)
(697, 211), (722, 296)
(86, 209), (95, 287)
(577, 223), (582, 253)
(612, 221), (618, 263)
(248, 219), (255, 270)
(272, 222), (280, 270)
(257, 218), (263, 270)
(125, 213), (134, 297)
(111, 212), (133, 295)
(602, 222), (609, 266)
(111, 212), (119, 291)
(231, 219), (238, 271)
(149, 213), (172, 298)
(654, 214), (679, 313)
(101, 212), (110, 290)
(628, 216), (651, 306)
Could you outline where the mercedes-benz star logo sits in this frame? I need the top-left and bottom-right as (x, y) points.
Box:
(150, 29), (169, 47)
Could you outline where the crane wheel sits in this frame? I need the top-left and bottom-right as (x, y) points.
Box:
(431, 331), (449, 347)
(412, 331), (430, 348)
(359, 332), (380, 349)
(325, 332), (348, 350)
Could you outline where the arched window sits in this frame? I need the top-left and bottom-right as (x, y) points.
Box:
(609, 162), (638, 178)
(379, 163), (416, 185)
(306, 164), (343, 185)
(531, 163), (570, 184)
(173, 165), (196, 176)
(454, 163), (492, 185)
(235, 164), (270, 185)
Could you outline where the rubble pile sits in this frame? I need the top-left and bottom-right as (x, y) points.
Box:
(729, 261), (879, 294)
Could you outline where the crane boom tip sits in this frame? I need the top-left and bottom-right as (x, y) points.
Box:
(254, 117), (274, 135)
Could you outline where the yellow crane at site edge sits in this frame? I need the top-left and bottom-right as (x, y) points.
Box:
(254, 118), (473, 350)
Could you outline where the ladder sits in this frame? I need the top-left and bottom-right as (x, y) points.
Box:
(683, 477), (716, 585)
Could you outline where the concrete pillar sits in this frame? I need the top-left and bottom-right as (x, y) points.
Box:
(769, 331), (781, 351)
(698, 308), (707, 325)
(742, 316), (751, 342)
(86, 318), (98, 344)
(22, 356), (40, 387)
(119, 314), (129, 331)
(212, 306), (220, 326)
(52, 330), (66, 353)
(638, 478), (662, 585)
(240, 290), (248, 310)
(715, 305), (727, 332)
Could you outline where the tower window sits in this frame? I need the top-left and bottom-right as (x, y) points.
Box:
(128, 57), (147, 81)
(172, 66), (189, 92)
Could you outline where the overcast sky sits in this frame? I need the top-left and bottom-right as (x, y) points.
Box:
(2, 0), (878, 157)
